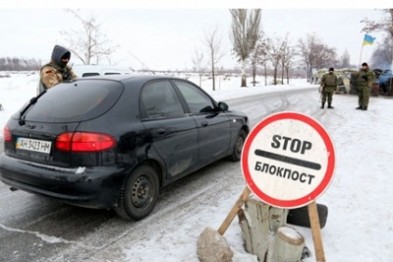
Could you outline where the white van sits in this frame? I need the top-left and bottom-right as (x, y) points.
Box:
(72, 65), (133, 78)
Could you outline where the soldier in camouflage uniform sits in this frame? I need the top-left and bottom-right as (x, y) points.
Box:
(353, 62), (375, 111)
(38, 45), (77, 94)
(320, 67), (338, 109)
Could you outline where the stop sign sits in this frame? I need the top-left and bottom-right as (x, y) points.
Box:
(241, 112), (335, 208)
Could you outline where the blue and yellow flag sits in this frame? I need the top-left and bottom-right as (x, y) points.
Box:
(362, 34), (376, 46)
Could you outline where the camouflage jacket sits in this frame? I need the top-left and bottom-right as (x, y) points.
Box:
(321, 73), (338, 91)
(38, 45), (77, 94)
(39, 62), (77, 91)
(354, 69), (375, 88)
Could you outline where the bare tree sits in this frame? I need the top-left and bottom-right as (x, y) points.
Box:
(362, 9), (393, 39)
(281, 40), (296, 85)
(249, 32), (268, 86)
(61, 9), (116, 65)
(204, 28), (224, 91)
(191, 50), (204, 87)
(298, 33), (339, 81)
(266, 36), (286, 85)
(340, 50), (351, 68)
(230, 9), (262, 87)
(313, 45), (339, 68)
(362, 9), (393, 66)
(256, 36), (270, 86)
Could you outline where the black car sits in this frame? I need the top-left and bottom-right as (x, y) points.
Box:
(0, 75), (249, 220)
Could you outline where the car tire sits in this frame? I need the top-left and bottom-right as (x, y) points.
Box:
(115, 165), (160, 221)
(229, 129), (247, 162)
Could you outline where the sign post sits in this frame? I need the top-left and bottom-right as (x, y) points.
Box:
(241, 112), (335, 262)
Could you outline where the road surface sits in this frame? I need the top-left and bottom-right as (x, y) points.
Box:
(0, 87), (323, 262)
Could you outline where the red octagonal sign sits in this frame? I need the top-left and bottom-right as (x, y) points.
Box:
(241, 112), (335, 209)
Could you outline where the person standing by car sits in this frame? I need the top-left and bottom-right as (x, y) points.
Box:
(320, 67), (338, 109)
(353, 62), (375, 111)
(38, 45), (77, 94)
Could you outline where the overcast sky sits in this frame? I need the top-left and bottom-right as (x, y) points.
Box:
(0, 5), (390, 70)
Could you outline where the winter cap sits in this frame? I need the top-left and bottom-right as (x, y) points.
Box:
(329, 67), (334, 72)
(361, 62), (368, 67)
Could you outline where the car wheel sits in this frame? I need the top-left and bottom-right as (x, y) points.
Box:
(229, 129), (247, 162)
(115, 165), (160, 221)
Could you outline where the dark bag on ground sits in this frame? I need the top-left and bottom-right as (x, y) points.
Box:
(287, 203), (328, 229)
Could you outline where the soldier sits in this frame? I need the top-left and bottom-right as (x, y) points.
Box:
(353, 62), (375, 111)
(38, 45), (77, 94)
(320, 67), (338, 109)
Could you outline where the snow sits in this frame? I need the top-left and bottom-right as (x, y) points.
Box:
(0, 72), (392, 261)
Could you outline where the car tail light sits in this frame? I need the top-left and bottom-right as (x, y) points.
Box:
(56, 132), (116, 152)
(4, 126), (12, 142)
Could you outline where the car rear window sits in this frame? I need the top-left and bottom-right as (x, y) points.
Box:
(23, 79), (124, 123)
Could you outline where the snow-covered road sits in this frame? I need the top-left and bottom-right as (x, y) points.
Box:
(1, 73), (392, 261)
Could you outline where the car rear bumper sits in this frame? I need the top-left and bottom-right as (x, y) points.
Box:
(0, 154), (126, 209)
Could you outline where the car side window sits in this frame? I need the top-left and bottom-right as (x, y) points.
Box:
(140, 80), (185, 119)
(82, 72), (100, 77)
(173, 80), (215, 114)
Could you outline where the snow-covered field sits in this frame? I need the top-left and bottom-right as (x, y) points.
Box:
(0, 72), (392, 261)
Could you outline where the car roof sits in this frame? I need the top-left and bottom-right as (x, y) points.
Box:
(74, 74), (189, 84)
(72, 64), (133, 77)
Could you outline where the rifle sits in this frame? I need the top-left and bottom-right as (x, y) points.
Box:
(319, 83), (325, 93)
(319, 78), (325, 102)
(62, 63), (74, 80)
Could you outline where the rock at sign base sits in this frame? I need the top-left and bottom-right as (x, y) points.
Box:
(197, 227), (234, 262)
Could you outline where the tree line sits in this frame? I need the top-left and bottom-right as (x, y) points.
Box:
(201, 9), (392, 88)
(201, 9), (350, 88)
(0, 57), (43, 71)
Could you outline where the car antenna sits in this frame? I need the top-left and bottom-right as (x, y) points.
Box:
(18, 90), (47, 125)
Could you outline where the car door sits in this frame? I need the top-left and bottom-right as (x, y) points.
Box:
(140, 80), (198, 178)
(172, 80), (231, 166)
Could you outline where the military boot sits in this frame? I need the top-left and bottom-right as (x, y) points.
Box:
(321, 103), (325, 109)
(362, 106), (368, 111)
(356, 106), (362, 110)
(328, 103), (334, 109)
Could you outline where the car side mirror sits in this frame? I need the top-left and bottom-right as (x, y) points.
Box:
(217, 102), (228, 112)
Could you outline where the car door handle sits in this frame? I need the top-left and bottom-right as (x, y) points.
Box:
(152, 128), (167, 136)
(201, 121), (208, 127)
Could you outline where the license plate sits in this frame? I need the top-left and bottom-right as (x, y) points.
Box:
(16, 137), (52, 154)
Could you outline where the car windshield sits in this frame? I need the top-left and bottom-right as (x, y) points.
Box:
(20, 79), (124, 123)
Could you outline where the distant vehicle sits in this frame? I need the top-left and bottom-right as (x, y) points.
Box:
(377, 69), (393, 95)
(312, 68), (358, 94)
(0, 75), (249, 220)
(72, 65), (133, 78)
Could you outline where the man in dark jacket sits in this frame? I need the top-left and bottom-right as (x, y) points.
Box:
(353, 62), (375, 111)
(38, 45), (77, 94)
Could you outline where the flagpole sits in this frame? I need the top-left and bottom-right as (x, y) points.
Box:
(358, 43), (364, 68)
